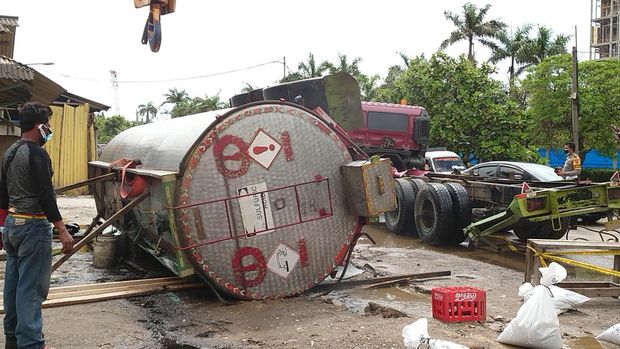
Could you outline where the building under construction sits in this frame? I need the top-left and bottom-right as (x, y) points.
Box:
(591, 0), (620, 59)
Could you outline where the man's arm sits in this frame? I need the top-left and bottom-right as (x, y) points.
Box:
(0, 159), (8, 226)
(30, 146), (73, 253)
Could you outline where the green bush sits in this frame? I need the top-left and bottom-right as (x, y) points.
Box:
(581, 168), (618, 182)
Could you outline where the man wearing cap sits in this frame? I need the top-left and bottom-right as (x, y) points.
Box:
(0, 102), (74, 349)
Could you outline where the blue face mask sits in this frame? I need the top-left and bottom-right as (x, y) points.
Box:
(38, 124), (53, 145)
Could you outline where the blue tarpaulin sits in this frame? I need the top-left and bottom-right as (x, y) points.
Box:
(537, 148), (619, 169)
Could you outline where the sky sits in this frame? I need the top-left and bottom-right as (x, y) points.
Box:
(1, 1), (593, 121)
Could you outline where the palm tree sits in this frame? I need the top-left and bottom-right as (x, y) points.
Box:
(440, 2), (506, 62)
(325, 53), (363, 76)
(489, 24), (532, 82)
(241, 83), (254, 93)
(516, 26), (571, 75)
(160, 88), (188, 107)
(137, 102), (158, 123)
(297, 53), (330, 78)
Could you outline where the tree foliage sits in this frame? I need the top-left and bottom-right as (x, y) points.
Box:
(440, 2), (506, 62)
(523, 55), (620, 161)
(376, 53), (535, 164)
(95, 114), (141, 144)
(169, 94), (227, 118)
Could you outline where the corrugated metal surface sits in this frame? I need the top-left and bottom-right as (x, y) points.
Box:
(0, 16), (19, 27)
(45, 104), (95, 194)
(0, 55), (34, 81)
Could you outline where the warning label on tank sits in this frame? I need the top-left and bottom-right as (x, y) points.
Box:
(267, 243), (300, 278)
(237, 182), (275, 237)
(248, 130), (282, 169)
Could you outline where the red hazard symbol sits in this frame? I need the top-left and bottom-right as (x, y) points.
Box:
(252, 144), (276, 155)
(231, 247), (267, 288)
(213, 135), (250, 178)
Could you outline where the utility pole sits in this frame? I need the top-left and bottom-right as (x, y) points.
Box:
(110, 70), (120, 116)
(283, 56), (286, 81)
(571, 26), (580, 155)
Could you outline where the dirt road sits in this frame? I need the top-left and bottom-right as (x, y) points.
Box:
(0, 196), (619, 349)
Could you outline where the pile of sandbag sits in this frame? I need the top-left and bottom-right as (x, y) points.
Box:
(497, 262), (589, 349)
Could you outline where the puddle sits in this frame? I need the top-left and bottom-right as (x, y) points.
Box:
(329, 285), (430, 317)
(361, 224), (526, 271)
(568, 336), (605, 349)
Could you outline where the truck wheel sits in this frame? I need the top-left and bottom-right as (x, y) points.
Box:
(512, 218), (570, 241)
(385, 178), (416, 236)
(414, 183), (455, 245)
(444, 183), (471, 245)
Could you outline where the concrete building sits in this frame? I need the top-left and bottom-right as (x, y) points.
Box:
(591, 0), (620, 59)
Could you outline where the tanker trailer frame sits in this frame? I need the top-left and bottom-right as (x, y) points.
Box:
(384, 172), (620, 245)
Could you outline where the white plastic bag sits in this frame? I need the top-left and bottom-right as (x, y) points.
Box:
(597, 323), (620, 345)
(402, 318), (469, 349)
(519, 283), (590, 315)
(497, 262), (566, 349)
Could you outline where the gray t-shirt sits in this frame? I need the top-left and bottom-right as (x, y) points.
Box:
(0, 140), (62, 222)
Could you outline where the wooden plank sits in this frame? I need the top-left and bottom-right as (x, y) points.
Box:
(563, 287), (620, 298)
(47, 277), (182, 293)
(46, 280), (192, 300)
(0, 277), (195, 305)
(528, 239), (620, 249)
(55, 173), (114, 194)
(0, 283), (204, 314)
(614, 255), (620, 284)
(316, 271), (451, 288)
(557, 281), (620, 288)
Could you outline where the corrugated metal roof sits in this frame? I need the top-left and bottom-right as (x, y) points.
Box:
(0, 16), (19, 27)
(0, 55), (34, 81)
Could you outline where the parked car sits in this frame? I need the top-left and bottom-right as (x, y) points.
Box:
(462, 161), (564, 182)
(424, 150), (466, 174)
(463, 161), (607, 224)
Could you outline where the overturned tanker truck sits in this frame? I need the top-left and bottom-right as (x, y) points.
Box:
(87, 73), (396, 300)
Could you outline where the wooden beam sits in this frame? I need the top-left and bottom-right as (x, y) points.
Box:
(55, 173), (114, 194)
(315, 270), (451, 289)
(52, 191), (150, 272)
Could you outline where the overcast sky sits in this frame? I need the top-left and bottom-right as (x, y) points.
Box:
(1, 1), (592, 121)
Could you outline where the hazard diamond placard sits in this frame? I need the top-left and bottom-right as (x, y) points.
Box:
(248, 130), (282, 169)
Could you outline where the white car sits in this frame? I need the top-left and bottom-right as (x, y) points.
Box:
(424, 151), (466, 174)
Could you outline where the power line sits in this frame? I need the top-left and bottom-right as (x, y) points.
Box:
(41, 60), (284, 84)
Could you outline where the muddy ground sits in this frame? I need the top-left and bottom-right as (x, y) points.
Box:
(0, 196), (619, 349)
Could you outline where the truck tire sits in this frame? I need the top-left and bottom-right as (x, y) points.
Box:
(512, 218), (570, 241)
(385, 178), (416, 236)
(409, 178), (427, 196)
(444, 183), (471, 245)
(414, 183), (455, 245)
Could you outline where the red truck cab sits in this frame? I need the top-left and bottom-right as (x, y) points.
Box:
(347, 101), (430, 170)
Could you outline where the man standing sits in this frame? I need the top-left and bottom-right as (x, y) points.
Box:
(558, 141), (582, 180)
(0, 102), (74, 349)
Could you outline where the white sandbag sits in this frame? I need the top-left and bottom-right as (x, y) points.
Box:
(539, 262), (567, 286)
(597, 323), (620, 345)
(497, 285), (563, 348)
(519, 282), (590, 315)
(403, 318), (469, 349)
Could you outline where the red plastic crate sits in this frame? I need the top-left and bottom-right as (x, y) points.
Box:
(431, 286), (486, 323)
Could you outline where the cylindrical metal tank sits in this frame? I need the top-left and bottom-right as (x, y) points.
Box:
(96, 101), (360, 299)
